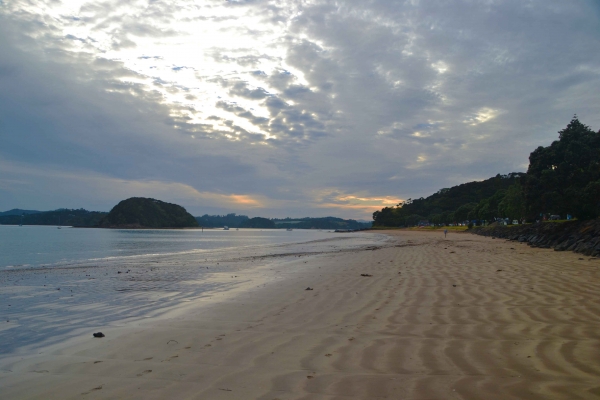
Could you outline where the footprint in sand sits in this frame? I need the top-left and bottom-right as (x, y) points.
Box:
(81, 385), (103, 395)
(137, 370), (152, 377)
(135, 357), (153, 361)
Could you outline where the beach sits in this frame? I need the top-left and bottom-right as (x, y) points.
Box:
(1, 230), (600, 399)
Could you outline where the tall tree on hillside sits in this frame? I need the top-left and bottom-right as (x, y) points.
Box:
(470, 189), (507, 221)
(523, 116), (600, 220)
(498, 182), (526, 221)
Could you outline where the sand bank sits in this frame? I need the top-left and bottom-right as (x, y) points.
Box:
(1, 231), (599, 399)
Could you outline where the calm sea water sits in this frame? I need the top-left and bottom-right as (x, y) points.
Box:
(0, 225), (384, 354)
(0, 225), (348, 269)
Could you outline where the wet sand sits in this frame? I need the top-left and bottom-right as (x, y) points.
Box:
(2, 230), (600, 399)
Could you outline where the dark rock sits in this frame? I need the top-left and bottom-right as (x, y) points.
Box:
(93, 332), (105, 338)
(471, 219), (600, 258)
(305, 287), (314, 290)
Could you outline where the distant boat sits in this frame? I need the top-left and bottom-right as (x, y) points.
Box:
(19, 214), (23, 226)
(286, 228), (293, 231)
(57, 216), (62, 229)
(223, 226), (229, 230)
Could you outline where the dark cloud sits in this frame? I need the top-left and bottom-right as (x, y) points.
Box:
(228, 81), (270, 99)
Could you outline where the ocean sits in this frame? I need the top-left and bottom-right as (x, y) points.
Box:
(0, 225), (384, 355)
(0, 225), (357, 270)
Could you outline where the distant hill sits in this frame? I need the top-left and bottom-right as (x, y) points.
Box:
(240, 217), (276, 229)
(0, 209), (106, 226)
(373, 173), (525, 226)
(195, 214), (371, 230)
(272, 217), (371, 230)
(407, 173), (525, 215)
(99, 198), (199, 228)
(0, 209), (41, 216)
(196, 213), (249, 228)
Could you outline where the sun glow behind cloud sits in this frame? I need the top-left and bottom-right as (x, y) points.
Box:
(0, 159), (266, 209)
(312, 190), (402, 213)
(5, 0), (314, 142)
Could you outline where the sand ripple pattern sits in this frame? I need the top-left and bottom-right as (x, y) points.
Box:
(1, 232), (599, 399)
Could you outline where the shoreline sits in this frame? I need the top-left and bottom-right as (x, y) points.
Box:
(0, 233), (388, 355)
(2, 230), (600, 399)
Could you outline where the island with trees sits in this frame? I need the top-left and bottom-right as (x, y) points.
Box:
(240, 217), (276, 229)
(99, 197), (199, 228)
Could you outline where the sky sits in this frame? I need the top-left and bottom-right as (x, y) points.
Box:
(1, 0), (599, 219)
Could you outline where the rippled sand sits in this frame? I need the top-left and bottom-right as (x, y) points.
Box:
(2, 231), (599, 399)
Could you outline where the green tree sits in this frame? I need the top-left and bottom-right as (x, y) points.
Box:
(240, 217), (275, 229)
(523, 116), (600, 220)
(454, 203), (477, 222)
(474, 190), (507, 221)
(498, 182), (525, 221)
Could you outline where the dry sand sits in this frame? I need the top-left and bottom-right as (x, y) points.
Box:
(1, 230), (600, 399)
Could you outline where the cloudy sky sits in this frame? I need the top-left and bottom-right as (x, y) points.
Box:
(1, 0), (599, 219)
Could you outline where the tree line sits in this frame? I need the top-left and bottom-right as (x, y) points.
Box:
(196, 214), (371, 230)
(373, 117), (600, 227)
(0, 209), (107, 227)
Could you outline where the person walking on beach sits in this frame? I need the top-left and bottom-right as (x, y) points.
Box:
(444, 229), (448, 238)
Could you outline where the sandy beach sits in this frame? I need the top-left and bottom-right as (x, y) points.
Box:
(2, 230), (600, 399)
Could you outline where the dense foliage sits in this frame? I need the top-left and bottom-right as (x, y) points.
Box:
(0, 209), (41, 217)
(240, 217), (276, 229)
(99, 198), (199, 228)
(373, 173), (524, 226)
(272, 217), (371, 230)
(196, 214), (370, 229)
(0, 209), (107, 227)
(373, 117), (600, 226)
(195, 213), (249, 228)
(523, 117), (600, 220)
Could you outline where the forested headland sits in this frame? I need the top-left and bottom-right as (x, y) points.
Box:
(373, 117), (600, 227)
(99, 197), (199, 228)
